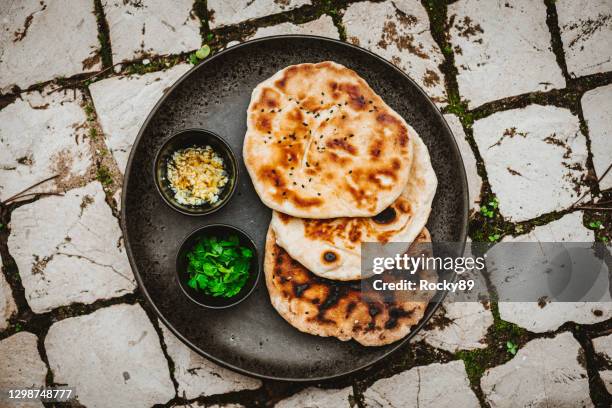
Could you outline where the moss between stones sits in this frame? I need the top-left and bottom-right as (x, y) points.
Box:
(193, 0), (210, 40)
(95, 165), (113, 187)
(93, 0), (113, 68)
(455, 302), (529, 404)
(123, 54), (185, 76)
(319, 0), (348, 41)
(83, 102), (95, 121)
(582, 194), (612, 243)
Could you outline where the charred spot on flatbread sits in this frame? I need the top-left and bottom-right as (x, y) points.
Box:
(322, 250), (338, 263)
(264, 227), (436, 346)
(372, 207), (397, 224)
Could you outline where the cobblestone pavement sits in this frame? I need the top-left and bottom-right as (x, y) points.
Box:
(0, 1), (611, 407)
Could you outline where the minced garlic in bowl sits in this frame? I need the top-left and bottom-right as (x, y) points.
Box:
(167, 146), (229, 205)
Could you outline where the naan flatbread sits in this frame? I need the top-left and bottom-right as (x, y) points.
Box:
(244, 61), (414, 218)
(264, 227), (436, 346)
(270, 133), (436, 281)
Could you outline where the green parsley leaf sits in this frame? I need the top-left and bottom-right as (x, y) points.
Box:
(195, 45), (211, 60)
(506, 340), (518, 355)
(588, 220), (603, 229)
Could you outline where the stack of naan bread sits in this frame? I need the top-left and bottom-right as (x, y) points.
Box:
(243, 62), (437, 346)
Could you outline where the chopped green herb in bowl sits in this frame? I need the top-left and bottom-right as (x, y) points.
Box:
(176, 224), (260, 309)
(185, 234), (253, 298)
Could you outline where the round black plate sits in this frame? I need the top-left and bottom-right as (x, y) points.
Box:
(122, 36), (468, 381)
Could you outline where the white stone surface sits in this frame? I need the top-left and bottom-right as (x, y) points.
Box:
(582, 84), (612, 190)
(102, 0), (201, 62)
(249, 15), (339, 40)
(444, 114), (482, 211)
(448, 0), (565, 108)
(208, 0), (311, 29)
(593, 333), (612, 361)
(275, 386), (353, 408)
(0, 0), (101, 92)
(0, 332), (46, 408)
(472, 104), (588, 222)
(593, 333), (612, 393)
(8, 182), (135, 313)
(481, 332), (592, 408)
(89, 64), (191, 173)
(45, 304), (174, 408)
(491, 212), (610, 332)
(160, 323), (261, 399)
(363, 360), (479, 408)
(557, 0), (612, 78)
(415, 302), (493, 352)
(0, 89), (92, 201)
(344, 0), (447, 105)
(600, 370), (612, 394)
(0, 272), (16, 331)
(112, 188), (122, 212)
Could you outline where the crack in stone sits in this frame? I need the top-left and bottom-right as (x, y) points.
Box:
(416, 366), (421, 408)
(367, 387), (394, 408)
(141, 305), (180, 399)
(55, 250), (134, 283)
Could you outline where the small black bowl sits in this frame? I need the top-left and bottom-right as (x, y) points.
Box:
(154, 129), (238, 216)
(176, 224), (260, 309)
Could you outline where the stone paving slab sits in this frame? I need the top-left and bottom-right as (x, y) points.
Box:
(490, 212), (610, 332)
(7, 182), (135, 313)
(448, 0), (565, 108)
(481, 332), (592, 408)
(363, 360), (479, 408)
(0, 88), (92, 202)
(581, 83), (612, 190)
(248, 15), (339, 40)
(472, 104), (588, 222)
(593, 333), (612, 361)
(0, 0), (101, 92)
(343, 0), (447, 105)
(102, 0), (202, 63)
(0, 272), (16, 331)
(89, 64), (191, 173)
(499, 302), (610, 333)
(160, 323), (261, 399)
(592, 333), (612, 394)
(444, 114), (482, 212)
(0, 332), (47, 408)
(557, 0), (612, 78)
(414, 301), (492, 353)
(600, 371), (612, 395)
(208, 0), (311, 29)
(45, 304), (175, 408)
(275, 386), (354, 408)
